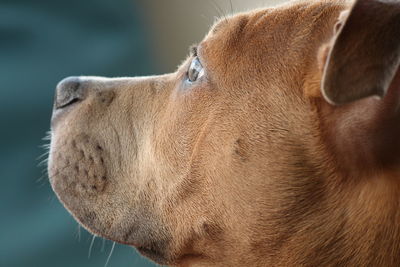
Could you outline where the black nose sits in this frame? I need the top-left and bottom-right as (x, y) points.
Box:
(54, 77), (86, 109)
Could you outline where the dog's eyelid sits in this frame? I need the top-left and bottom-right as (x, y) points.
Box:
(189, 44), (198, 57)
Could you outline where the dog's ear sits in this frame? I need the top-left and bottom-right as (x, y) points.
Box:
(321, 0), (400, 105)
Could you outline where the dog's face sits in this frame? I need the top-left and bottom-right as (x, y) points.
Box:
(49, 0), (400, 266)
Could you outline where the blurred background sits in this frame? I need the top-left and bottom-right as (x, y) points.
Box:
(0, 0), (283, 266)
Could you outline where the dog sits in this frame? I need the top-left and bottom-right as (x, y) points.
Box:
(48, 0), (400, 266)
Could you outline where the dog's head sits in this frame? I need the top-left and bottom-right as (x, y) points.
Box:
(48, 0), (400, 266)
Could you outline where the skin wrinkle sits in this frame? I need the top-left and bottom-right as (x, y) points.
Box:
(108, 120), (123, 169)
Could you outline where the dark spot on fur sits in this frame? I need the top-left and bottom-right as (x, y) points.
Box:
(212, 19), (228, 34)
(234, 138), (249, 162)
(228, 16), (250, 46)
(97, 91), (115, 106)
(203, 222), (224, 242)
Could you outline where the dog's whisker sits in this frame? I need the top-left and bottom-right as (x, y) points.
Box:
(36, 174), (45, 182)
(209, 0), (227, 21)
(36, 151), (50, 160)
(77, 225), (81, 242)
(42, 133), (52, 141)
(36, 174), (49, 185)
(40, 143), (51, 149)
(201, 14), (212, 25)
(38, 133), (52, 188)
(209, 0), (220, 17)
(104, 241), (116, 267)
(37, 158), (49, 167)
(88, 235), (96, 259)
(229, 0), (234, 15)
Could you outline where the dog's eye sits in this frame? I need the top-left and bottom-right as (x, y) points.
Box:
(187, 57), (204, 83)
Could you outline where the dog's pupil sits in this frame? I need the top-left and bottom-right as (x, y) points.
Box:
(188, 57), (202, 82)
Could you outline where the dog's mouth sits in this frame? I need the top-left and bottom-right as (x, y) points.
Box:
(48, 116), (205, 265)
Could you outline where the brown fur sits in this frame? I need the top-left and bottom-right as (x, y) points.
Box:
(48, 0), (400, 266)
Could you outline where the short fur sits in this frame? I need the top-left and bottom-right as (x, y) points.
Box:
(48, 0), (400, 266)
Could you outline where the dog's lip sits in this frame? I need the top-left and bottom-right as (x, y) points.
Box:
(50, 103), (78, 129)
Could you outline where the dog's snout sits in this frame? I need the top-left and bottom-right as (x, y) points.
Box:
(54, 76), (86, 110)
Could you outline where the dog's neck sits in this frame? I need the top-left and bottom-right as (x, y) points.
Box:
(268, 141), (400, 266)
(303, 92), (400, 266)
(318, 78), (400, 179)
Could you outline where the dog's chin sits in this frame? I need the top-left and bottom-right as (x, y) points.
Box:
(50, 178), (173, 266)
(52, 191), (175, 265)
(83, 224), (176, 266)
(77, 217), (204, 266)
(136, 245), (206, 266)
(136, 246), (172, 265)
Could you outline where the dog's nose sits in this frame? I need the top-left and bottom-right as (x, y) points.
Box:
(54, 77), (86, 109)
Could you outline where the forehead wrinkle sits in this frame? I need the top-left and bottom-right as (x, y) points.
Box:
(211, 17), (229, 35)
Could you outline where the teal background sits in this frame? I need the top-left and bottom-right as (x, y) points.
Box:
(0, 0), (158, 266)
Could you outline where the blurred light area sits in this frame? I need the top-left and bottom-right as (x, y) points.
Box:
(0, 0), (284, 267)
(138, 0), (285, 72)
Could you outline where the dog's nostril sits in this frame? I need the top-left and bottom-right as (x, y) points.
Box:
(54, 76), (86, 109)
